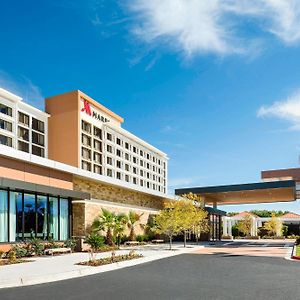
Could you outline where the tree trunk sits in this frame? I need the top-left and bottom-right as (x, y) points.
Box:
(106, 228), (114, 246)
(184, 230), (187, 247)
(169, 235), (172, 250)
(129, 227), (135, 241)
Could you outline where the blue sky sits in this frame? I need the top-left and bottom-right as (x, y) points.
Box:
(1, 1), (300, 213)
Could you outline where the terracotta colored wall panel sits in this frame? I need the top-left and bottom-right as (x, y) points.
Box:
(262, 168), (300, 182)
(46, 90), (80, 167)
(0, 156), (73, 189)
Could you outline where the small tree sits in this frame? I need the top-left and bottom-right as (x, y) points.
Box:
(114, 214), (128, 248)
(263, 214), (283, 237)
(127, 211), (144, 241)
(85, 234), (105, 262)
(236, 215), (252, 237)
(193, 209), (209, 244)
(155, 202), (181, 250)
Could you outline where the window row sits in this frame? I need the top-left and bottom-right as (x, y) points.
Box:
(0, 190), (70, 243)
(81, 120), (102, 140)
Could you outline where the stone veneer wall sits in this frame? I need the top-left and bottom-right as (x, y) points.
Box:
(73, 177), (166, 210)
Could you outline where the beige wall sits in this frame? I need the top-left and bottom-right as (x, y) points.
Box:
(73, 177), (166, 210)
(46, 90), (80, 167)
(0, 156), (73, 189)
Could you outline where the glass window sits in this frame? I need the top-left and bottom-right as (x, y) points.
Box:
(82, 120), (91, 134)
(116, 160), (121, 168)
(116, 138), (121, 145)
(93, 126), (102, 139)
(82, 160), (91, 171)
(94, 152), (102, 164)
(125, 142), (129, 150)
(32, 131), (45, 146)
(0, 134), (12, 147)
(60, 198), (69, 240)
(116, 149), (122, 157)
(0, 103), (12, 116)
(82, 147), (91, 160)
(94, 139), (102, 151)
(9, 191), (17, 242)
(36, 195), (47, 240)
(107, 168), (113, 177)
(94, 165), (102, 174)
(0, 190), (8, 242)
(116, 172), (121, 180)
(32, 145), (45, 157)
(49, 197), (58, 240)
(23, 194), (36, 239)
(18, 112), (29, 126)
(0, 119), (12, 132)
(107, 144), (112, 153)
(107, 132), (112, 141)
(32, 118), (44, 133)
(18, 126), (29, 141)
(18, 141), (29, 153)
(82, 134), (91, 147)
(107, 156), (113, 165)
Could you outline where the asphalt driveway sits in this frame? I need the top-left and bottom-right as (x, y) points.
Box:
(0, 241), (299, 300)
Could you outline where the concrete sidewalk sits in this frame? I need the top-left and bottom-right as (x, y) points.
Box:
(0, 243), (204, 289)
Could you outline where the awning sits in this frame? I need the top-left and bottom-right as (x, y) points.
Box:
(175, 180), (296, 205)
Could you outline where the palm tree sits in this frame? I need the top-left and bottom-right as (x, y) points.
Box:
(92, 209), (116, 246)
(127, 211), (144, 241)
(114, 213), (128, 248)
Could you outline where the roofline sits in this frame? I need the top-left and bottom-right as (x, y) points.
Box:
(175, 180), (296, 195)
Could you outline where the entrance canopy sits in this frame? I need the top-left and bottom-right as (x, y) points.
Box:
(175, 180), (296, 205)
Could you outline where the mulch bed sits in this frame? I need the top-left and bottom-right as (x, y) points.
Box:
(0, 259), (31, 266)
(77, 253), (143, 267)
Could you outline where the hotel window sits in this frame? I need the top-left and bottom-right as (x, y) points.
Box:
(32, 118), (44, 133)
(133, 167), (137, 174)
(107, 168), (113, 177)
(94, 165), (102, 174)
(153, 175), (156, 180)
(18, 112), (29, 127)
(147, 153), (150, 160)
(82, 160), (91, 171)
(94, 152), (102, 164)
(133, 156), (137, 164)
(125, 174), (129, 182)
(32, 145), (45, 157)
(133, 177), (137, 184)
(94, 139), (102, 152)
(107, 144), (113, 153)
(82, 120), (91, 134)
(140, 160), (143, 167)
(107, 132), (112, 141)
(18, 141), (29, 153)
(147, 163), (150, 169)
(94, 126), (102, 139)
(132, 146), (137, 153)
(18, 127), (29, 141)
(116, 149), (122, 157)
(116, 172), (121, 180)
(82, 147), (91, 160)
(0, 119), (12, 132)
(147, 172), (150, 179)
(0, 103), (12, 117)
(0, 134), (12, 147)
(140, 170), (143, 177)
(82, 134), (91, 147)
(116, 137), (121, 146)
(147, 182), (150, 188)
(153, 166), (155, 172)
(107, 156), (113, 165)
(153, 157), (156, 163)
(125, 153), (129, 160)
(125, 164), (129, 172)
(140, 179), (144, 186)
(140, 150), (143, 157)
(116, 160), (122, 168)
(125, 142), (129, 150)
(32, 131), (45, 147)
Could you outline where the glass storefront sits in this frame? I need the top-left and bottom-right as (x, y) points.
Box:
(0, 189), (70, 243)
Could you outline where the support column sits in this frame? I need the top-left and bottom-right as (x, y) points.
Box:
(213, 201), (217, 209)
(223, 217), (228, 236)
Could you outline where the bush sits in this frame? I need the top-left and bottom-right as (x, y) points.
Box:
(296, 237), (300, 245)
(120, 235), (129, 244)
(27, 238), (45, 256)
(64, 239), (76, 251)
(45, 239), (61, 249)
(85, 234), (105, 251)
(136, 234), (151, 242)
(12, 244), (28, 258)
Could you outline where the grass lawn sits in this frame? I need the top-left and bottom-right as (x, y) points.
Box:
(296, 245), (300, 257)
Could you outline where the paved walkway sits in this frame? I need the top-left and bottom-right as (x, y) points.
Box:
(0, 243), (203, 289)
(194, 239), (294, 258)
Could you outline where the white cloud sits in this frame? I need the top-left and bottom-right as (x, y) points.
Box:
(168, 176), (203, 190)
(258, 90), (300, 130)
(0, 71), (44, 109)
(127, 0), (300, 57)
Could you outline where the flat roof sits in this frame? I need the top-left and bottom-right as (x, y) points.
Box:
(175, 180), (296, 205)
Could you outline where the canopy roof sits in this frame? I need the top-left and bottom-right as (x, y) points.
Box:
(175, 180), (296, 205)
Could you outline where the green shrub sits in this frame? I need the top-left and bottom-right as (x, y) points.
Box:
(120, 235), (129, 244)
(136, 234), (151, 242)
(12, 245), (28, 258)
(296, 237), (300, 245)
(0, 250), (4, 259)
(85, 234), (105, 251)
(45, 239), (61, 249)
(64, 239), (76, 251)
(8, 250), (17, 262)
(26, 238), (45, 256)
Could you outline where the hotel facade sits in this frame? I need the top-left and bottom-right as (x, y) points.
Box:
(0, 88), (169, 250)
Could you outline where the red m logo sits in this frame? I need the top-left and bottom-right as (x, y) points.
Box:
(81, 100), (92, 116)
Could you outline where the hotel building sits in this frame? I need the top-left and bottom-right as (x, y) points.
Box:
(0, 88), (170, 250)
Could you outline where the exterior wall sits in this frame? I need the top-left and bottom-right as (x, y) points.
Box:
(46, 90), (80, 167)
(72, 199), (158, 237)
(73, 177), (166, 210)
(0, 156), (73, 189)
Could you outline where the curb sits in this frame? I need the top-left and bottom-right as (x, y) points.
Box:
(0, 246), (203, 289)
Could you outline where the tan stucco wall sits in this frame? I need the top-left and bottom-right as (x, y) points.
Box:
(73, 177), (166, 210)
(0, 156), (73, 189)
(46, 90), (80, 167)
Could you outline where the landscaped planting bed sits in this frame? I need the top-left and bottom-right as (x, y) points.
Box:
(0, 259), (30, 266)
(77, 252), (143, 267)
